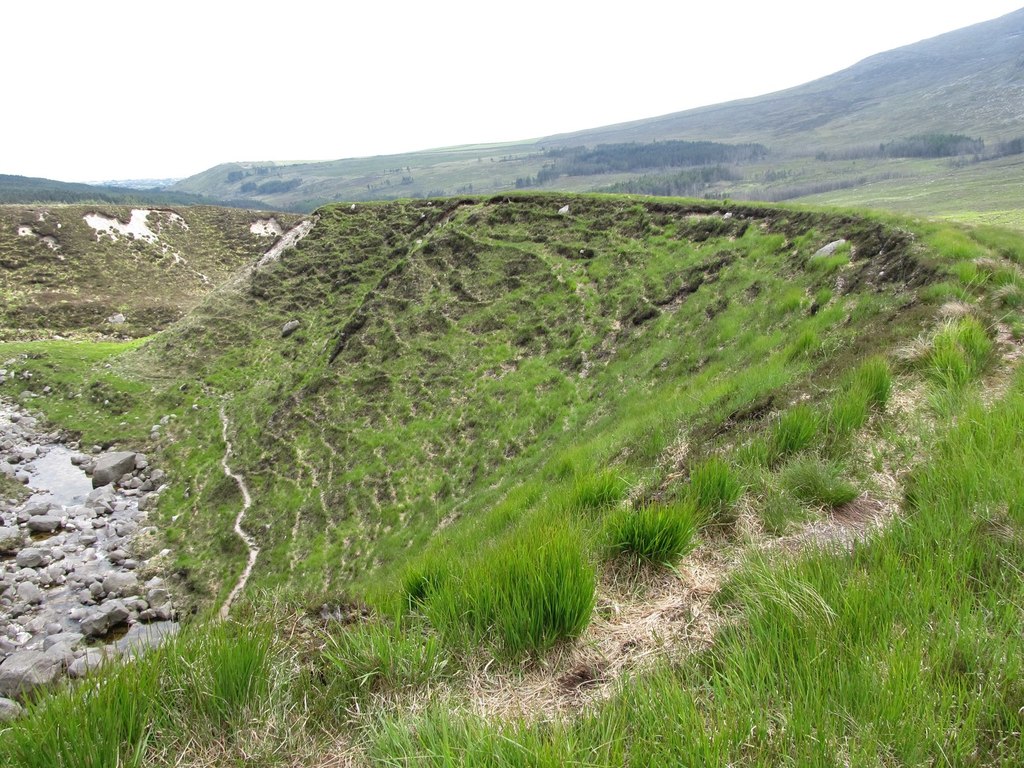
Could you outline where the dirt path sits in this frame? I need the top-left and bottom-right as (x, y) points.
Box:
(218, 405), (259, 620)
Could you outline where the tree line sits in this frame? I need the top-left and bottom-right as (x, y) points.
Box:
(516, 140), (767, 187)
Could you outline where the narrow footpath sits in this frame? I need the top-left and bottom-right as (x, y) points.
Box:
(218, 405), (258, 620)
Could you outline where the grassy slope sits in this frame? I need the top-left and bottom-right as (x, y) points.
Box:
(0, 205), (304, 339)
(1, 194), (1023, 765)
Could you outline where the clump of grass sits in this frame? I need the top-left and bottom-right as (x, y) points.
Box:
(785, 329), (819, 361)
(161, 622), (273, 730)
(778, 288), (805, 313)
(424, 524), (596, 656)
(687, 456), (744, 526)
(827, 356), (892, 446)
(769, 403), (821, 463)
(604, 499), (700, 564)
(924, 316), (993, 391)
(401, 555), (453, 609)
(780, 457), (858, 509)
(849, 356), (892, 409)
(994, 282), (1024, 309)
(321, 619), (448, 698)
(757, 484), (810, 535)
(568, 469), (627, 513)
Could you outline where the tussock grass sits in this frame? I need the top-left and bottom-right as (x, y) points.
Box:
(567, 468), (628, 513)
(826, 355), (892, 446)
(780, 456), (859, 508)
(2, 658), (159, 768)
(375, 375), (1024, 766)
(767, 403), (821, 464)
(686, 456), (744, 526)
(0, 622), (273, 768)
(603, 499), (700, 564)
(321, 619), (448, 698)
(925, 316), (994, 391)
(423, 523), (596, 656)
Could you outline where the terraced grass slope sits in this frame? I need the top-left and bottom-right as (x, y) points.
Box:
(2, 194), (1024, 766)
(0, 205), (304, 339)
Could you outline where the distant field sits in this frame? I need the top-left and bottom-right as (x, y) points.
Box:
(800, 154), (1024, 230)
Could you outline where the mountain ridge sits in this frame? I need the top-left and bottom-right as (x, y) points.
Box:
(169, 9), (1024, 215)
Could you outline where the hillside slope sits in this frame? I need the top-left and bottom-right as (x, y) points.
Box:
(0, 205), (305, 338)
(547, 7), (1024, 150)
(170, 10), (1024, 216)
(2, 194), (1024, 765)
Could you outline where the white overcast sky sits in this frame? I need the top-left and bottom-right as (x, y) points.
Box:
(4, 1), (1022, 182)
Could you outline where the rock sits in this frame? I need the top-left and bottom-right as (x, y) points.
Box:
(106, 313), (126, 324)
(813, 239), (847, 258)
(281, 319), (301, 337)
(558, 205), (570, 215)
(116, 620), (179, 656)
(79, 599), (129, 637)
(102, 572), (139, 597)
(68, 648), (113, 679)
(43, 632), (83, 651)
(16, 582), (44, 605)
(0, 696), (23, 721)
(45, 642), (76, 666)
(0, 650), (62, 699)
(15, 471), (29, 484)
(27, 516), (61, 533)
(15, 548), (46, 568)
(0, 527), (23, 554)
(91, 452), (137, 488)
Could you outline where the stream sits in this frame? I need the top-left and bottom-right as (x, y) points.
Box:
(0, 395), (178, 710)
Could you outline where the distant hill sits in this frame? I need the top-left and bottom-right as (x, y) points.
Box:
(545, 7), (1024, 151)
(170, 9), (1024, 220)
(0, 174), (277, 210)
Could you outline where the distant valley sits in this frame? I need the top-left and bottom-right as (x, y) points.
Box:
(163, 9), (1024, 225)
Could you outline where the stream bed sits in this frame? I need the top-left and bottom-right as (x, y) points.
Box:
(0, 395), (178, 712)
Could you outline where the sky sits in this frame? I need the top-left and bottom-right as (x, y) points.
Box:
(4, 1), (1022, 183)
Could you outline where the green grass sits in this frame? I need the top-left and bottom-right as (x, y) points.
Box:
(603, 499), (700, 564)
(0, 622), (273, 768)
(924, 316), (994, 391)
(779, 456), (859, 509)
(686, 456), (744, 526)
(320, 618), (448, 699)
(421, 521), (596, 656)
(4, 194), (1023, 764)
(372, 372), (1024, 767)
(768, 403), (821, 464)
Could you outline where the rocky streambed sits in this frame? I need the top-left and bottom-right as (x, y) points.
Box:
(0, 397), (178, 719)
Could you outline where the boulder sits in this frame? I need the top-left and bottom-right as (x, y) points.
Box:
(116, 620), (179, 656)
(102, 572), (139, 597)
(0, 527), (23, 554)
(68, 648), (112, 679)
(281, 319), (301, 337)
(79, 599), (130, 638)
(15, 548), (46, 569)
(91, 452), (137, 488)
(43, 632), (83, 651)
(0, 650), (62, 699)
(0, 696), (23, 721)
(16, 582), (43, 605)
(27, 515), (61, 533)
(813, 239), (847, 258)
